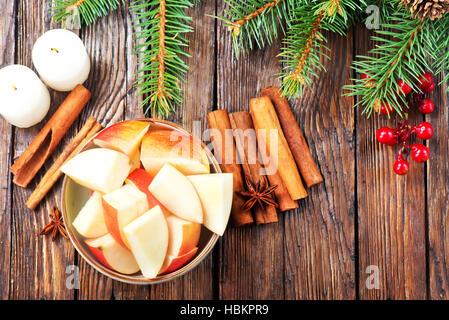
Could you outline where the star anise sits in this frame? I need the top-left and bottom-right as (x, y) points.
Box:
(40, 207), (69, 241)
(237, 175), (279, 211)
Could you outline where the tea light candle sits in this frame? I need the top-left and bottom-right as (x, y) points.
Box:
(0, 65), (51, 128)
(32, 29), (91, 92)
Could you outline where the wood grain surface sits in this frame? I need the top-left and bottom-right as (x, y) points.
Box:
(283, 30), (356, 300)
(427, 73), (449, 300)
(355, 25), (427, 300)
(0, 1), (447, 300)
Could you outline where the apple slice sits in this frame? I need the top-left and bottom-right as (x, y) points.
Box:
(102, 184), (149, 248)
(61, 148), (131, 194)
(159, 247), (198, 275)
(166, 215), (201, 257)
(148, 164), (203, 223)
(187, 173), (233, 236)
(129, 149), (141, 173)
(123, 206), (169, 279)
(86, 234), (140, 275)
(140, 130), (210, 176)
(73, 191), (108, 238)
(93, 120), (149, 156)
(125, 168), (170, 217)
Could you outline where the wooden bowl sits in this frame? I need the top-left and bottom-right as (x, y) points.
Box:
(61, 119), (220, 284)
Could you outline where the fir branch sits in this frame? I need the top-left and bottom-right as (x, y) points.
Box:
(344, 9), (431, 118)
(280, 0), (362, 97)
(229, 0), (284, 34)
(220, 0), (294, 57)
(131, 0), (193, 117)
(280, 9), (325, 96)
(52, 0), (124, 28)
(431, 15), (449, 85)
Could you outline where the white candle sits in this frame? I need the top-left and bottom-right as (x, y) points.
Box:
(0, 65), (51, 128)
(32, 29), (91, 92)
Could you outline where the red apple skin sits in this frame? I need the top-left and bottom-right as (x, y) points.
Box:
(140, 130), (209, 172)
(86, 243), (114, 270)
(93, 120), (149, 156)
(159, 247), (198, 275)
(125, 169), (170, 217)
(102, 199), (127, 248)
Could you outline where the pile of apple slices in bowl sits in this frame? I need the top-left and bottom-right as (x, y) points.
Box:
(60, 119), (232, 283)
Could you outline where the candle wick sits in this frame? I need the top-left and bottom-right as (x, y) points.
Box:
(12, 85), (17, 90)
(51, 48), (59, 53)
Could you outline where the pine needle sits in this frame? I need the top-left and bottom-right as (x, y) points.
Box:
(219, 0), (294, 57)
(280, 0), (362, 97)
(131, 0), (193, 117)
(52, 0), (124, 28)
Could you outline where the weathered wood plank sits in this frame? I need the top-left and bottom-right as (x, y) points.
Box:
(355, 25), (426, 299)
(216, 2), (285, 300)
(283, 31), (356, 300)
(0, 0), (16, 300)
(115, 2), (150, 300)
(10, 0), (75, 299)
(150, 0), (216, 300)
(76, 6), (135, 300)
(427, 74), (449, 300)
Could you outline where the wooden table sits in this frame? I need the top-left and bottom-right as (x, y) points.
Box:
(1, 1), (448, 300)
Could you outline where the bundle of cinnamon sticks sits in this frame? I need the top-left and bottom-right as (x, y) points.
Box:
(207, 86), (323, 226)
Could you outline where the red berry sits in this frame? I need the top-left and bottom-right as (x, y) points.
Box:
(380, 102), (393, 115)
(410, 144), (430, 162)
(422, 81), (435, 93)
(418, 72), (434, 90)
(362, 73), (370, 80)
(418, 98), (434, 114)
(376, 127), (398, 146)
(394, 159), (409, 175)
(413, 122), (434, 140)
(398, 79), (412, 95)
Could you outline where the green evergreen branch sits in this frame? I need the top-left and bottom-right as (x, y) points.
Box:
(219, 0), (295, 57)
(280, 0), (362, 98)
(279, 5), (326, 97)
(431, 15), (449, 85)
(131, 0), (193, 117)
(344, 9), (431, 118)
(52, 0), (125, 28)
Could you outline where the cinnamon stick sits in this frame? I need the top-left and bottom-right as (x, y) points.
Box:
(11, 84), (91, 187)
(229, 111), (278, 224)
(206, 110), (254, 227)
(249, 96), (307, 200)
(26, 117), (102, 210)
(258, 147), (298, 212)
(261, 86), (323, 187)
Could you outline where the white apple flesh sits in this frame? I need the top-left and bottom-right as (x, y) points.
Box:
(102, 184), (149, 249)
(86, 234), (140, 275)
(123, 206), (169, 279)
(187, 173), (233, 236)
(73, 191), (108, 238)
(148, 164), (203, 224)
(60, 148), (132, 194)
(166, 215), (201, 257)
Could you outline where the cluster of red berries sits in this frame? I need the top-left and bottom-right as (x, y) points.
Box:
(370, 72), (436, 175)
